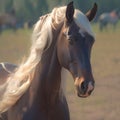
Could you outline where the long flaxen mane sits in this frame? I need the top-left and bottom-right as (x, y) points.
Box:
(0, 5), (94, 113)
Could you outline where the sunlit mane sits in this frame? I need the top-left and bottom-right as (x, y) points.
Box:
(0, 5), (94, 113)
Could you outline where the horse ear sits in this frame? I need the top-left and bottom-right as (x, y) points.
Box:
(86, 3), (98, 21)
(66, 1), (74, 23)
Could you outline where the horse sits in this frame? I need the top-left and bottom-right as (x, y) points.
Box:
(99, 10), (120, 31)
(0, 12), (17, 32)
(0, 2), (97, 120)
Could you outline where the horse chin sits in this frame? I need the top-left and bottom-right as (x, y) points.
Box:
(76, 92), (91, 98)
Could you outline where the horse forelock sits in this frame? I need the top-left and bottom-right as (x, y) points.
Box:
(51, 6), (94, 38)
(51, 6), (66, 25)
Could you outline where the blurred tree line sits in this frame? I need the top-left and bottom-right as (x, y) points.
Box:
(0, 0), (120, 23)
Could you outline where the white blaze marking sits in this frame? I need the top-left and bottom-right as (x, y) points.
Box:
(79, 29), (85, 37)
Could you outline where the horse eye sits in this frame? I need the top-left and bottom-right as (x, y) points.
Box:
(63, 31), (74, 45)
(75, 37), (79, 42)
(69, 39), (74, 45)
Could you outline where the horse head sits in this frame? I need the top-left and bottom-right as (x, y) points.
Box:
(57, 2), (97, 98)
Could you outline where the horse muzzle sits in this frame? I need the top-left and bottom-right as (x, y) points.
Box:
(74, 77), (95, 98)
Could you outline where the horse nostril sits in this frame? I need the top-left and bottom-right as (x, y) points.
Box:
(88, 90), (92, 95)
(80, 81), (87, 94)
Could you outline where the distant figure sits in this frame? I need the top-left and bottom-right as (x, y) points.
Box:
(99, 10), (120, 31)
(0, 8), (17, 32)
(24, 20), (34, 29)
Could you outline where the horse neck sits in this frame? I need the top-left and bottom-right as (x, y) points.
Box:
(31, 24), (63, 106)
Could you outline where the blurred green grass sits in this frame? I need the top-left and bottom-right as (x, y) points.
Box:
(0, 23), (120, 120)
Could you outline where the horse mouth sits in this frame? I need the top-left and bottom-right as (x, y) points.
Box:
(78, 94), (89, 98)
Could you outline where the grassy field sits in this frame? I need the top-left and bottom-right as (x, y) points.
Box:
(0, 23), (120, 120)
